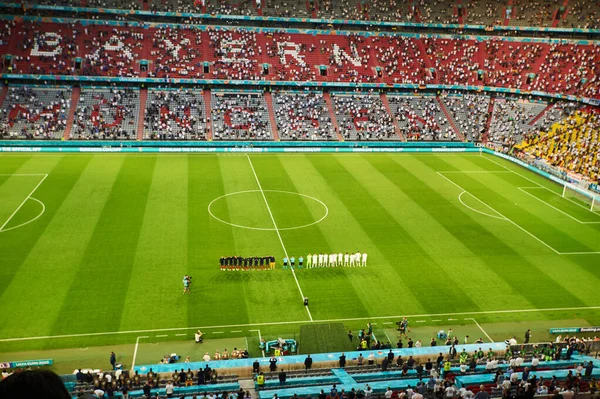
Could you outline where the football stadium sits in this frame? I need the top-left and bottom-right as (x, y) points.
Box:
(0, 0), (600, 397)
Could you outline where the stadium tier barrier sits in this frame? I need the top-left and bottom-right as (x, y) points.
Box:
(133, 342), (508, 378)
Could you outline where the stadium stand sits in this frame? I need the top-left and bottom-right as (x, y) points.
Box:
(560, 0), (600, 29)
(210, 91), (273, 140)
(147, 27), (204, 78)
(272, 90), (336, 141)
(372, 36), (432, 84)
(388, 94), (457, 141)
(2, 21), (599, 100)
(331, 92), (398, 140)
(517, 108), (600, 182)
(0, 86), (71, 139)
(441, 93), (491, 142)
(264, 32), (319, 82)
(144, 88), (208, 140)
(487, 97), (551, 149)
(70, 87), (140, 140)
(423, 38), (480, 86)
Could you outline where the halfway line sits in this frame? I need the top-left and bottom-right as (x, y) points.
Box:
(246, 155), (313, 322)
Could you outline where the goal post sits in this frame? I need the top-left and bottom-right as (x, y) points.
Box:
(562, 183), (600, 213)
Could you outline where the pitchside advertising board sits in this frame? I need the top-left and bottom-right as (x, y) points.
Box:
(0, 359), (53, 368)
(549, 327), (600, 334)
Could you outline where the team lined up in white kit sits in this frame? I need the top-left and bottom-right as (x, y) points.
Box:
(307, 251), (368, 267)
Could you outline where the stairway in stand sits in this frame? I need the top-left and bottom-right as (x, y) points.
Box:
(63, 86), (80, 140)
(264, 91), (280, 141)
(137, 88), (148, 141)
(203, 89), (213, 140)
(436, 96), (464, 141)
(415, 39), (436, 82)
(528, 103), (554, 126)
(503, 0), (513, 26)
(323, 92), (342, 141)
(380, 93), (405, 141)
(481, 97), (495, 144)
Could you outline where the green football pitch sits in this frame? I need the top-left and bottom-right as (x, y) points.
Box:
(1, 152), (599, 372)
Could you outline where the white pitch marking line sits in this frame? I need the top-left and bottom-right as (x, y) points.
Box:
(416, 320), (426, 323)
(0, 197), (46, 233)
(207, 190), (329, 232)
(483, 155), (546, 188)
(212, 332), (224, 334)
(522, 186), (600, 221)
(559, 251), (600, 255)
(4, 306), (600, 343)
(437, 171), (561, 255)
(249, 329), (264, 358)
(383, 330), (392, 343)
(0, 174), (48, 176)
(432, 319), (442, 322)
(0, 174), (47, 232)
(131, 336), (149, 370)
(438, 172), (506, 221)
(175, 334), (187, 337)
(517, 187), (590, 224)
(465, 318), (493, 342)
(156, 334), (168, 338)
(231, 330), (242, 333)
(482, 155), (600, 216)
(458, 191), (506, 220)
(247, 155), (313, 322)
(382, 322), (393, 325)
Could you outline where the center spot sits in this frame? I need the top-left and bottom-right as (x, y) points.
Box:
(208, 190), (328, 231)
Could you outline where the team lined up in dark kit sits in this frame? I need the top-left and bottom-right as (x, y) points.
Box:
(219, 256), (276, 271)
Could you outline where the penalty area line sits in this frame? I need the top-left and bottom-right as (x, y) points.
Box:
(465, 318), (493, 342)
(3, 305), (600, 343)
(0, 174), (48, 232)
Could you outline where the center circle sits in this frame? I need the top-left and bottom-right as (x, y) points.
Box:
(207, 190), (329, 231)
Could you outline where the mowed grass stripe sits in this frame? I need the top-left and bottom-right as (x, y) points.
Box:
(467, 171), (600, 251)
(251, 155), (373, 320)
(355, 155), (533, 312)
(0, 175), (45, 227)
(449, 167), (597, 253)
(50, 156), (157, 335)
(0, 154), (32, 186)
(519, 187), (600, 223)
(219, 155), (309, 323)
(0, 155), (88, 302)
(119, 156), (189, 332)
(455, 155), (600, 297)
(417, 155), (591, 308)
(277, 155), (427, 319)
(340, 155), (488, 312)
(308, 155), (478, 314)
(0, 155), (125, 339)
(186, 155), (251, 327)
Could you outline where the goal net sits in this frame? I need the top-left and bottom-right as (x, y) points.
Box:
(562, 183), (600, 213)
